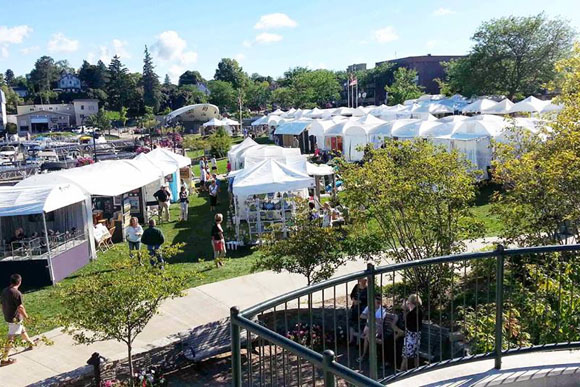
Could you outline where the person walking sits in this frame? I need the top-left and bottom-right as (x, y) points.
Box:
(125, 217), (143, 258)
(211, 156), (217, 172)
(211, 213), (226, 267)
(154, 184), (171, 223)
(141, 219), (165, 267)
(179, 186), (189, 221)
(209, 179), (219, 211)
(1, 274), (37, 366)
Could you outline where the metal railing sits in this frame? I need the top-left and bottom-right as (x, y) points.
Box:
(230, 244), (580, 386)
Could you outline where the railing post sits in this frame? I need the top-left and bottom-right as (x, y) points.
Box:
(366, 263), (378, 380)
(494, 244), (505, 370)
(230, 306), (242, 387)
(322, 349), (336, 387)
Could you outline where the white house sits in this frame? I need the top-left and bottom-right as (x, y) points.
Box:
(57, 72), (82, 92)
(0, 89), (6, 130)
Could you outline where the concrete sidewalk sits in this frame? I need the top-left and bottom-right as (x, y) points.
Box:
(0, 238), (497, 387)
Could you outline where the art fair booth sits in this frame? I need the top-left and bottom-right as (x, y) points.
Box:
(231, 159), (314, 243)
(273, 120), (314, 153)
(228, 137), (259, 171)
(17, 159), (163, 246)
(136, 148), (192, 203)
(0, 184), (94, 289)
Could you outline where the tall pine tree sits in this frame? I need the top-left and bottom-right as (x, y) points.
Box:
(142, 46), (161, 113)
(107, 55), (130, 111)
(163, 74), (172, 86)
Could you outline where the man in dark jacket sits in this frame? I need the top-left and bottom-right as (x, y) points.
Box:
(141, 219), (165, 267)
(153, 184), (171, 223)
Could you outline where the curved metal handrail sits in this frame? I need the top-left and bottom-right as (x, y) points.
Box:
(231, 244), (580, 386)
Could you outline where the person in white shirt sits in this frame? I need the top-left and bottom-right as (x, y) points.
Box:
(125, 217), (144, 257)
(357, 295), (388, 363)
(211, 157), (217, 172)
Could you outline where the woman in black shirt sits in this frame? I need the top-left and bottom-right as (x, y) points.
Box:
(211, 213), (226, 267)
(348, 278), (368, 344)
(400, 294), (423, 371)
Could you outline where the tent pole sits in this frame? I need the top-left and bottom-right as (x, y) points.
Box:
(42, 212), (56, 284)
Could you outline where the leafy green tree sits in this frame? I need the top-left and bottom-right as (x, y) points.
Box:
(85, 107), (112, 134)
(340, 140), (484, 293)
(163, 74), (171, 86)
(58, 247), (189, 382)
(245, 80), (271, 111)
(0, 85), (22, 113)
(207, 127), (232, 157)
(178, 70), (204, 87)
(139, 106), (158, 135)
(493, 44), (580, 246)
(142, 46), (161, 113)
(385, 67), (423, 105)
(214, 58), (246, 89)
(255, 199), (347, 286)
(207, 80), (237, 112)
(4, 69), (15, 86)
(292, 69), (341, 108)
(442, 13), (574, 99)
(79, 60), (109, 90)
(119, 106), (128, 128)
(278, 66), (311, 87)
(29, 56), (59, 95)
(271, 87), (294, 108)
(183, 134), (209, 153)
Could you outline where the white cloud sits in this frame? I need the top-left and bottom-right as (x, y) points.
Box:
(374, 26), (399, 43)
(168, 65), (185, 83)
(180, 50), (198, 65)
(0, 25), (32, 44)
(112, 39), (130, 58)
(426, 40), (439, 49)
(19, 46), (40, 55)
(0, 46), (8, 59)
(234, 53), (246, 62)
(433, 8), (455, 16)
(254, 32), (283, 44)
(152, 30), (198, 67)
(254, 13), (297, 30)
(242, 40), (252, 48)
(48, 33), (79, 53)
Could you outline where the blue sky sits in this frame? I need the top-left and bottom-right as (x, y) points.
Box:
(0, 0), (579, 83)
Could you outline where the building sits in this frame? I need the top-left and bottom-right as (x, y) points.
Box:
(374, 54), (465, 104)
(347, 63), (367, 73)
(0, 89), (6, 130)
(164, 103), (220, 134)
(57, 72), (82, 92)
(16, 99), (98, 132)
(11, 86), (28, 98)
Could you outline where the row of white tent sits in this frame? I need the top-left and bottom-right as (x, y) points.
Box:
(251, 95), (562, 128)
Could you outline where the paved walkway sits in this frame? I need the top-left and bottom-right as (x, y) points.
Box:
(0, 238), (498, 387)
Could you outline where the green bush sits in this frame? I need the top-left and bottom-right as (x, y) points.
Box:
(5, 122), (17, 134)
(208, 127), (232, 157)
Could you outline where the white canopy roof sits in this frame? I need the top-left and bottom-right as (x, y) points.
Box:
(369, 119), (419, 139)
(203, 118), (225, 127)
(267, 115), (283, 126)
(484, 99), (514, 115)
(0, 184), (87, 216)
(391, 120), (441, 139)
(509, 96), (549, 113)
(333, 107), (354, 116)
(450, 117), (507, 139)
(540, 100), (563, 113)
(462, 99), (498, 114)
(412, 103), (454, 114)
(309, 119), (341, 137)
(270, 109), (284, 116)
(136, 148), (191, 175)
(17, 159), (163, 196)
(242, 145), (301, 162)
(232, 159), (314, 196)
(223, 118), (240, 126)
(308, 108), (324, 118)
(306, 162), (334, 176)
(274, 120), (312, 136)
(228, 137), (259, 166)
(251, 116), (268, 126)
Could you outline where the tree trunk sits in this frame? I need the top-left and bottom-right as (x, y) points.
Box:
(127, 343), (134, 387)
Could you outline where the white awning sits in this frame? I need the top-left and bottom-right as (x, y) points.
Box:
(274, 121), (311, 135)
(0, 184), (87, 216)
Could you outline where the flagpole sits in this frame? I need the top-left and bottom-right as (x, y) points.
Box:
(347, 77), (350, 108)
(356, 82), (359, 108)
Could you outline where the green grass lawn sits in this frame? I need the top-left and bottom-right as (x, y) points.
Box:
(471, 183), (503, 236)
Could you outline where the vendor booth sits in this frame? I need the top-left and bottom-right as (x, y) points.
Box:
(17, 159), (163, 245)
(231, 159), (314, 243)
(228, 137), (259, 171)
(136, 148), (192, 203)
(273, 120), (314, 153)
(0, 184), (94, 288)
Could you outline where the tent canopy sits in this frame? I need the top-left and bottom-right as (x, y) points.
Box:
(509, 96), (549, 113)
(232, 159), (314, 196)
(462, 99), (498, 114)
(484, 99), (514, 115)
(274, 120), (312, 136)
(17, 159), (163, 197)
(202, 118), (225, 127)
(223, 118), (240, 126)
(306, 162), (334, 176)
(0, 184), (87, 216)
(136, 148), (190, 175)
(251, 116), (268, 126)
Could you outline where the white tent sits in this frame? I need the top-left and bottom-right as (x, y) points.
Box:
(223, 118), (240, 126)
(462, 99), (498, 114)
(267, 115), (283, 127)
(232, 158), (314, 197)
(306, 162), (334, 176)
(251, 116), (268, 126)
(309, 119), (342, 150)
(228, 137), (259, 170)
(0, 184), (87, 217)
(509, 96), (549, 113)
(137, 148), (190, 171)
(270, 109), (284, 116)
(333, 107), (355, 116)
(343, 115), (386, 161)
(274, 120), (312, 136)
(437, 115), (470, 123)
(17, 159), (163, 197)
(412, 103), (454, 115)
(391, 120), (441, 139)
(202, 117), (225, 127)
(241, 145), (301, 169)
(308, 108), (324, 119)
(484, 99), (514, 115)
(540, 99), (563, 113)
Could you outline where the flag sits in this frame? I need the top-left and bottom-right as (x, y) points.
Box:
(349, 77), (358, 86)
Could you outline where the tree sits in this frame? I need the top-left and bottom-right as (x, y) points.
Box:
(79, 60), (109, 90)
(106, 55), (133, 111)
(29, 56), (59, 96)
(4, 69), (15, 86)
(245, 80), (271, 111)
(492, 44), (580, 246)
(163, 74), (172, 86)
(340, 140), (484, 294)
(255, 199), (347, 286)
(271, 87), (294, 108)
(207, 127), (232, 157)
(178, 70), (204, 87)
(292, 69), (341, 108)
(278, 67), (311, 88)
(442, 13), (575, 99)
(119, 106), (128, 128)
(214, 58), (246, 89)
(207, 80), (237, 112)
(142, 46), (161, 113)
(85, 107), (112, 134)
(0, 85), (22, 113)
(183, 134), (209, 153)
(58, 248), (188, 382)
(385, 67), (423, 105)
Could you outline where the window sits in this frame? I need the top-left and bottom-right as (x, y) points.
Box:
(81, 105), (85, 110)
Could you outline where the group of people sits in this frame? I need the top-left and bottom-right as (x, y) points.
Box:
(308, 201), (344, 227)
(348, 278), (424, 371)
(198, 157), (220, 211)
(125, 217), (165, 266)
